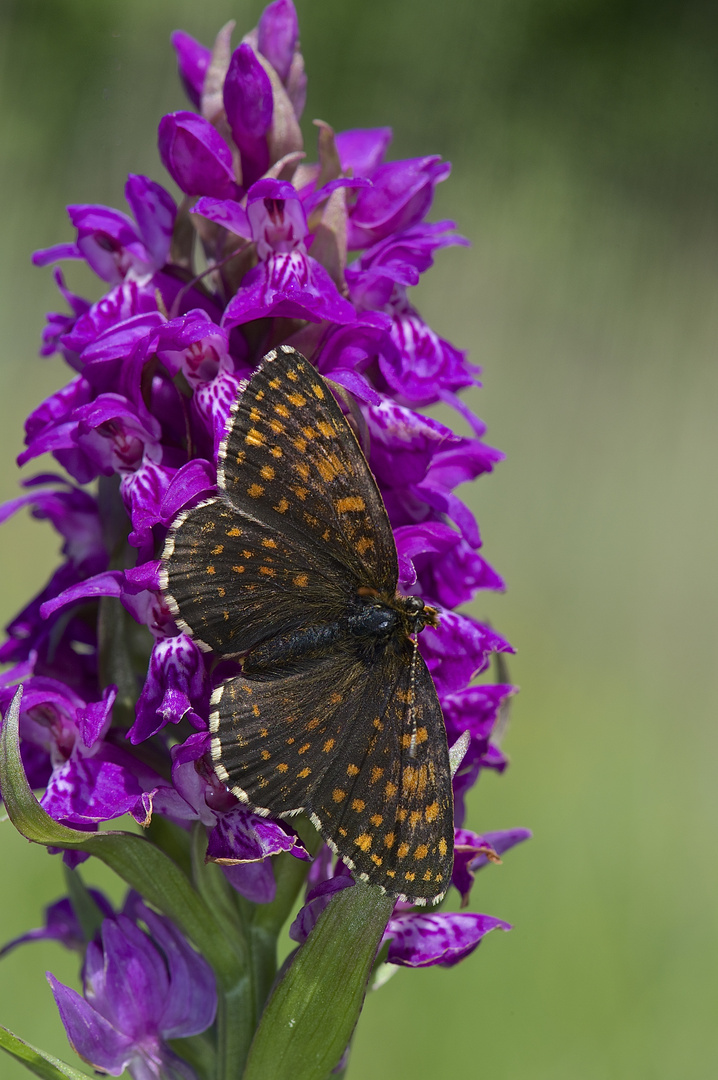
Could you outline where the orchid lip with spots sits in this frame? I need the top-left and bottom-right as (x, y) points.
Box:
(0, 3), (530, 1077)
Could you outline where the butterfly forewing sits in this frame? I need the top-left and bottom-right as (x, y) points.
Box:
(163, 497), (352, 656)
(217, 346), (398, 596)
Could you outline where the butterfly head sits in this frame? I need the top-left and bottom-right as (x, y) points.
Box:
(396, 593), (439, 636)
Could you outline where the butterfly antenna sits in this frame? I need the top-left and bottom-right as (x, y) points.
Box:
(408, 633), (419, 758)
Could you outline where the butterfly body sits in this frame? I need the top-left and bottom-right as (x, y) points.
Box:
(160, 345), (454, 903)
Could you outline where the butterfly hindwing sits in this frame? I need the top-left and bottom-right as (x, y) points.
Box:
(217, 345), (398, 596)
(209, 642), (453, 903)
(209, 654), (371, 814)
(310, 644), (454, 901)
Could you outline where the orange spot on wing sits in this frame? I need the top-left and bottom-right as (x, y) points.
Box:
(351, 799), (365, 812)
(260, 465), (275, 480)
(332, 788), (346, 802)
(355, 833), (372, 852)
(323, 738), (336, 753)
(247, 483), (265, 498)
(211, 544), (224, 555)
(346, 763), (360, 776)
(293, 573), (309, 587)
(227, 526), (242, 537)
(335, 496), (365, 512)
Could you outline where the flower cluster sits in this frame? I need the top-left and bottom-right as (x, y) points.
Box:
(0, 3), (529, 1076)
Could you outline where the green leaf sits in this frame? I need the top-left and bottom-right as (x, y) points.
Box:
(243, 882), (394, 1080)
(62, 866), (105, 943)
(0, 1025), (91, 1080)
(0, 689), (244, 990)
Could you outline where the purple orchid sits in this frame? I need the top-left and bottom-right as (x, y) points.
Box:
(289, 851), (517, 968)
(0, 680), (159, 828)
(196, 178), (357, 327)
(0, 892), (114, 959)
(33, 176), (176, 286)
(48, 903), (216, 1080)
(150, 731), (310, 903)
(1, 4), (529, 1073)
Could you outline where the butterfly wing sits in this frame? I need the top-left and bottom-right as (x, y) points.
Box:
(310, 645), (454, 902)
(161, 497), (354, 656)
(217, 345), (398, 596)
(210, 643), (453, 903)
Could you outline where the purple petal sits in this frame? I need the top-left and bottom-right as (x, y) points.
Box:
(289, 876), (353, 945)
(139, 905), (217, 1039)
(170, 30), (211, 109)
(206, 805), (308, 863)
(131, 634), (208, 744)
(41, 752), (144, 826)
(246, 178), (308, 255)
(222, 860), (277, 903)
(223, 251), (356, 328)
(193, 196), (252, 239)
(48, 973), (134, 1073)
(420, 608), (513, 697)
(66, 204), (150, 284)
(124, 175), (177, 270)
(1, 893), (111, 958)
(348, 157), (451, 248)
(257, 0), (299, 82)
(158, 111), (239, 199)
(32, 242), (82, 267)
(335, 128), (393, 177)
(441, 683), (515, 746)
(78, 686), (116, 747)
(452, 828), (532, 903)
(386, 911), (511, 968)
(223, 44), (273, 186)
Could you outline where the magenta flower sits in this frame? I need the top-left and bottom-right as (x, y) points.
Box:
(48, 903), (216, 1080)
(0, 3), (529, 1075)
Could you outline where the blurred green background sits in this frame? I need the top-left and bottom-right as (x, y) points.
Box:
(1, 1), (718, 1076)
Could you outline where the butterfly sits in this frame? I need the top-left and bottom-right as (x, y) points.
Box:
(160, 345), (454, 903)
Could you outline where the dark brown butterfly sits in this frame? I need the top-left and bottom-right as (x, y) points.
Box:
(160, 345), (453, 902)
